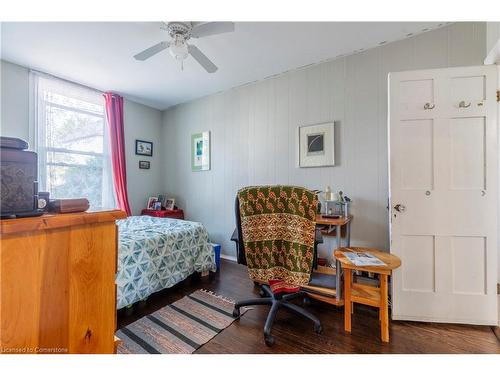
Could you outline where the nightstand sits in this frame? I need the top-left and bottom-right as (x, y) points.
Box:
(141, 208), (184, 220)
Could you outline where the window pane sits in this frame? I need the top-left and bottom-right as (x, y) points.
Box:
(34, 72), (116, 211)
(45, 160), (104, 210)
(44, 91), (104, 116)
(45, 105), (104, 153)
(46, 151), (100, 166)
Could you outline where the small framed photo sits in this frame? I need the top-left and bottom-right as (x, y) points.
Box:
(157, 194), (167, 207)
(165, 198), (175, 210)
(139, 160), (150, 169)
(153, 201), (162, 211)
(147, 197), (157, 209)
(136, 140), (153, 157)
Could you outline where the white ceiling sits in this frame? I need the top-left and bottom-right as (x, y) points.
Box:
(1, 22), (446, 110)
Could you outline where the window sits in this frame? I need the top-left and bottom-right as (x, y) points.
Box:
(31, 72), (116, 210)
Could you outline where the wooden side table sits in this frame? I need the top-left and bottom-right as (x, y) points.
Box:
(334, 247), (401, 343)
(141, 208), (184, 220)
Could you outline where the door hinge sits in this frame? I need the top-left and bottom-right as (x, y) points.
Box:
(497, 90), (500, 102)
(497, 283), (500, 295)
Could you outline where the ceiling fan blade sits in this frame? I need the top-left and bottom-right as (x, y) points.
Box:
(188, 45), (218, 73)
(134, 41), (169, 61)
(191, 22), (235, 38)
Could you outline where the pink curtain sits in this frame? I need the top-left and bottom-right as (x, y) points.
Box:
(103, 92), (132, 216)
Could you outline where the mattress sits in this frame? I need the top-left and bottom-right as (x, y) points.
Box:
(116, 215), (216, 309)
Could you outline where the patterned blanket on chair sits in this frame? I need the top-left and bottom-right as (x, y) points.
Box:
(237, 185), (318, 286)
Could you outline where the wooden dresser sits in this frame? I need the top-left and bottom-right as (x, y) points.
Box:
(0, 210), (126, 354)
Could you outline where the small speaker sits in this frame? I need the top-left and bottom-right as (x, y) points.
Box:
(38, 191), (50, 212)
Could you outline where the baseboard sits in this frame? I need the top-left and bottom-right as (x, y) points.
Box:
(220, 254), (237, 262)
(392, 314), (497, 326)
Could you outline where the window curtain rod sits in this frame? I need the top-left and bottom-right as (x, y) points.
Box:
(29, 69), (104, 95)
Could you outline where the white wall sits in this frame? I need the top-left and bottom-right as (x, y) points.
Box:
(487, 22), (500, 53)
(0, 60), (163, 215)
(161, 22), (487, 259)
(123, 99), (163, 214)
(1, 61), (29, 141)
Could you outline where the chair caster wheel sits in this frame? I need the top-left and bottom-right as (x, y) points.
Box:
(264, 335), (275, 347)
(314, 323), (323, 334)
(233, 307), (241, 318)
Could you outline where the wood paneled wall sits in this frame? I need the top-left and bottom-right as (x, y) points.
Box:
(161, 23), (487, 259)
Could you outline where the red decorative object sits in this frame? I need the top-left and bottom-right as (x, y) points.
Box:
(103, 92), (131, 216)
(268, 279), (300, 295)
(141, 209), (184, 220)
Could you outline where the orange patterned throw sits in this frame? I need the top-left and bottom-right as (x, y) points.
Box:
(237, 185), (318, 289)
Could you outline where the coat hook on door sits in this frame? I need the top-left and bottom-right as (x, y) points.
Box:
(458, 100), (471, 108)
(424, 103), (435, 110)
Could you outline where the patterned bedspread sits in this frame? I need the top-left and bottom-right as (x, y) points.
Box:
(116, 215), (216, 309)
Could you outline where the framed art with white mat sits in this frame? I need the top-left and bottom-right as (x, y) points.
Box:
(298, 122), (335, 167)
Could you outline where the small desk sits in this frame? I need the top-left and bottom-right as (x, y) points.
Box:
(334, 247), (401, 343)
(316, 214), (352, 303)
(302, 215), (352, 305)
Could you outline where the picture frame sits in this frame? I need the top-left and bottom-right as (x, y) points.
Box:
(136, 140), (153, 157)
(298, 122), (335, 168)
(146, 197), (157, 209)
(153, 201), (162, 211)
(191, 131), (210, 171)
(165, 198), (175, 210)
(139, 160), (150, 169)
(157, 194), (167, 208)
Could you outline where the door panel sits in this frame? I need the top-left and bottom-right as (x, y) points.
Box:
(400, 235), (435, 292)
(389, 65), (498, 325)
(399, 119), (434, 190)
(397, 78), (436, 119)
(449, 117), (485, 190)
(451, 236), (486, 295)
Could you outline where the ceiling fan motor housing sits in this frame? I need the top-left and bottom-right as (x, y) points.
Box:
(166, 22), (192, 40)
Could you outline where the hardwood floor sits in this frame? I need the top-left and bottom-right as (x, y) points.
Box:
(117, 259), (500, 354)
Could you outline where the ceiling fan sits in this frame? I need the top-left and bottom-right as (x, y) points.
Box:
(133, 22), (235, 73)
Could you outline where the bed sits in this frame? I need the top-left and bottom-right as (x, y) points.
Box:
(116, 215), (216, 309)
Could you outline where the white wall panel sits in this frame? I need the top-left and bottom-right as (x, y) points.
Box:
(161, 23), (487, 258)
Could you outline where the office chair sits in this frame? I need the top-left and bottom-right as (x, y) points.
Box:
(231, 185), (322, 346)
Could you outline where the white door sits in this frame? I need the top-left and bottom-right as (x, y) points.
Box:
(389, 65), (498, 325)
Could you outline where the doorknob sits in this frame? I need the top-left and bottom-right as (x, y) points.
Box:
(394, 204), (406, 212)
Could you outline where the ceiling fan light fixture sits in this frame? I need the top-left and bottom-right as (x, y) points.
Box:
(169, 35), (189, 60)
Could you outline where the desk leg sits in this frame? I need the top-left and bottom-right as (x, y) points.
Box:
(380, 274), (389, 343)
(346, 221), (351, 247)
(335, 224), (342, 302)
(344, 269), (352, 333)
(335, 259), (342, 302)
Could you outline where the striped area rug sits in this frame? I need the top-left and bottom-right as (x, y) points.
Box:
(116, 289), (243, 354)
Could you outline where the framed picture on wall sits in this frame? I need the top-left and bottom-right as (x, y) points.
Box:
(298, 122), (335, 167)
(139, 160), (150, 169)
(191, 131), (210, 171)
(136, 140), (153, 157)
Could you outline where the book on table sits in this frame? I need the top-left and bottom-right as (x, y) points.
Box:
(343, 251), (386, 267)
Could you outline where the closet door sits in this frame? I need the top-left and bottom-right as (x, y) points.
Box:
(389, 65), (498, 325)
